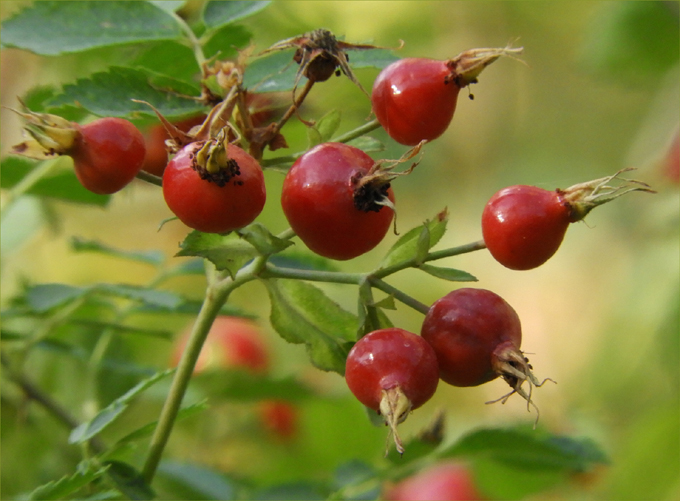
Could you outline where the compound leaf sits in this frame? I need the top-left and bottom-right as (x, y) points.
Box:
(28, 463), (110, 501)
(176, 231), (258, 278)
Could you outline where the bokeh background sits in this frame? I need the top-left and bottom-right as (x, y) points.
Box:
(1, 1), (678, 500)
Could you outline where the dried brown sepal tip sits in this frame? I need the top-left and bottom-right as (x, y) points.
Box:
(379, 386), (412, 456)
(559, 167), (656, 222)
(487, 341), (555, 428)
(191, 128), (241, 187)
(444, 45), (524, 90)
(7, 103), (80, 160)
(261, 28), (396, 98)
(352, 140), (426, 233)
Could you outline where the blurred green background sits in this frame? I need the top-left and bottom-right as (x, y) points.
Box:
(1, 1), (678, 500)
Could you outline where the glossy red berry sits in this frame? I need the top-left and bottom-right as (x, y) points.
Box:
(421, 288), (523, 388)
(384, 461), (485, 501)
(372, 58), (459, 146)
(281, 142), (395, 260)
(71, 117), (146, 194)
(345, 328), (439, 453)
(482, 185), (572, 270)
(162, 141), (266, 234)
(372, 47), (523, 146)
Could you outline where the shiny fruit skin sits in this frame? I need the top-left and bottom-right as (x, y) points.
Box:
(162, 142), (266, 233)
(171, 316), (269, 374)
(371, 58), (459, 146)
(345, 328), (439, 412)
(420, 288), (521, 387)
(71, 117), (146, 194)
(482, 185), (571, 270)
(384, 461), (485, 501)
(281, 142), (395, 260)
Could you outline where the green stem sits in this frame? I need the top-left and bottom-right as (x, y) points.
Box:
(373, 239), (487, 279)
(261, 262), (363, 285)
(171, 11), (206, 69)
(141, 257), (264, 484)
(368, 277), (430, 315)
(261, 118), (383, 168)
(136, 170), (163, 187)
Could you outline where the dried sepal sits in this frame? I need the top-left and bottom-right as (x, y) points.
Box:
(261, 28), (393, 99)
(7, 101), (79, 159)
(444, 44), (525, 88)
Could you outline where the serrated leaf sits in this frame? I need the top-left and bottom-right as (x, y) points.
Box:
(237, 223), (294, 256)
(196, 370), (312, 401)
(176, 231), (258, 277)
(26, 283), (88, 312)
(28, 464), (110, 501)
(414, 225), (431, 265)
(1, 1), (182, 56)
(157, 460), (237, 501)
(418, 264), (477, 282)
(1, 156), (111, 206)
(381, 209), (449, 268)
(69, 369), (174, 444)
(95, 283), (183, 309)
(265, 279), (357, 374)
(131, 41), (201, 85)
(71, 237), (165, 265)
(315, 109), (342, 142)
(203, 1), (271, 30)
(443, 426), (609, 472)
(47, 66), (205, 119)
(104, 461), (155, 501)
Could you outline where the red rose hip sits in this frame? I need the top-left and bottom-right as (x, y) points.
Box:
(345, 328), (439, 454)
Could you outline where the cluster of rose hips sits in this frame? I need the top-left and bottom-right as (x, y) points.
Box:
(10, 29), (653, 454)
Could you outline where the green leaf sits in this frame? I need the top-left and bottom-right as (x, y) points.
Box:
(346, 48), (401, 70)
(47, 66), (205, 119)
(28, 463), (110, 500)
(202, 24), (253, 60)
(176, 231), (258, 277)
(157, 461), (238, 500)
(346, 135), (385, 154)
(243, 50), (300, 93)
(269, 250), (341, 273)
(149, 1), (186, 14)
(0, 156), (111, 206)
(237, 223), (294, 256)
(202, 1), (271, 30)
(26, 283), (88, 312)
(265, 279), (357, 374)
(196, 370), (312, 401)
(418, 264), (477, 282)
(443, 426), (609, 472)
(381, 209), (449, 268)
(1, 1), (182, 56)
(113, 400), (209, 447)
(68, 319), (173, 339)
(307, 109), (342, 148)
(131, 41), (201, 85)
(104, 461), (155, 501)
(71, 237), (165, 265)
(69, 369), (174, 444)
(95, 283), (183, 309)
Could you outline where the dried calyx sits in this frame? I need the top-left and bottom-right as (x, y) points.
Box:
(558, 167), (656, 222)
(351, 140), (425, 216)
(444, 45), (524, 90)
(487, 341), (555, 428)
(8, 103), (79, 159)
(191, 128), (242, 187)
(379, 386), (412, 456)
